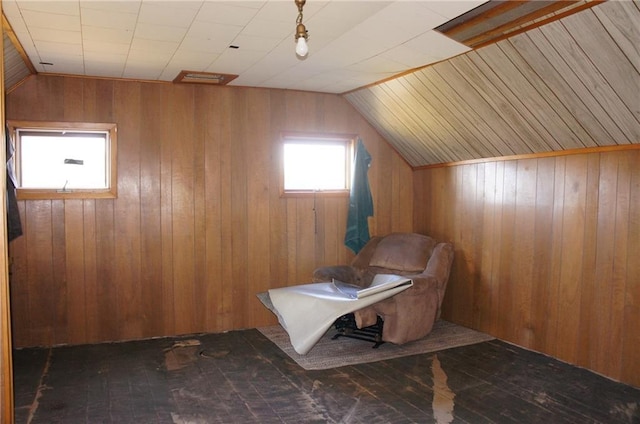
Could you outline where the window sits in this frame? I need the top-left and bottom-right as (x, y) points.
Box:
(8, 121), (117, 199)
(281, 133), (355, 196)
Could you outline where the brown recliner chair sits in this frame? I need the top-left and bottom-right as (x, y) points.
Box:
(312, 233), (454, 345)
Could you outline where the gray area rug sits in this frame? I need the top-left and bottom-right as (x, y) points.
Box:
(257, 319), (494, 370)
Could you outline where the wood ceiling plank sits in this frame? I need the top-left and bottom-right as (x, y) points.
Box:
(510, 30), (622, 147)
(353, 90), (429, 165)
(561, 9), (640, 131)
(407, 70), (498, 158)
(592, 0), (640, 75)
(399, 76), (480, 162)
(412, 68), (508, 159)
(400, 72), (493, 159)
(482, 41), (593, 150)
(453, 49), (561, 153)
(433, 60), (528, 156)
(382, 78), (477, 162)
(347, 90), (431, 166)
(538, 15), (640, 142)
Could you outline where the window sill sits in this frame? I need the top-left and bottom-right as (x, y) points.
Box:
(280, 190), (349, 198)
(17, 188), (117, 200)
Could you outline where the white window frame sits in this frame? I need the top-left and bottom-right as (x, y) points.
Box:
(7, 120), (118, 200)
(280, 132), (355, 197)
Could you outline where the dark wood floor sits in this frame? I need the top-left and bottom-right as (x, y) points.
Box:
(12, 328), (640, 423)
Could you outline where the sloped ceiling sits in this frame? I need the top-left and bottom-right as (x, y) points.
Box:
(2, 16), (33, 91)
(1, 0), (485, 93)
(344, 0), (640, 167)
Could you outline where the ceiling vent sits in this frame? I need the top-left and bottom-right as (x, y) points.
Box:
(173, 70), (238, 86)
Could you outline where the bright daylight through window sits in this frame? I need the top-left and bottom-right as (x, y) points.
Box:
(282, 134), (354, 194)
(8, 121), (117, 199)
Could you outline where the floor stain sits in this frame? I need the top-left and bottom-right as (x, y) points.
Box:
(27, 348), (53, 424)
(610, 401), (639, 423)
(431, 354), (455, 424)
(170, 412), (209, 424)
(199, 349), (230, 359)
(164, 339), (202, 371)
(338, 397), (360, 424)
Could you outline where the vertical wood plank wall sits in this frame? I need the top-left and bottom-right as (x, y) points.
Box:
(6, 75), (414, 348)
(0, 0), (16, 419)
(413, 148), (640, 387)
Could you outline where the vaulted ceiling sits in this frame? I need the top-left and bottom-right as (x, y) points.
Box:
(3, 1), (639, 167)
(345, 0), (639, 166)
(2, 0), (486, 93)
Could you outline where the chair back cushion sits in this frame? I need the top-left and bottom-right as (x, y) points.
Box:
(368, 233), (436, 272)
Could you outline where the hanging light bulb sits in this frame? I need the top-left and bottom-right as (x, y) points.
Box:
(294, 0), (309, 58)
(295, 25), (309, 57)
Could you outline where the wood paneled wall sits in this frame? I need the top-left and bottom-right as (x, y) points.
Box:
(0, 3), (16, 419)
(6, 75), (414, 348)
(414, 147), (640, 387)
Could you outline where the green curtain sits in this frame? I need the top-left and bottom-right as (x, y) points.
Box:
(344, 138), (373, 254)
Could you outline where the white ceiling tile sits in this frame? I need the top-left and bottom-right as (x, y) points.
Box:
(206, 49), (265, 75)
(347, 55), (408, 74)
(231, 49), (297, 85)
(252, 1), (296, 23)
(218, 1), (265, 9)
(82, 26), (134, 44)
(28, 27), (82, 45)
(403, 30), (471, 60)
(145, 0), (202, 11)
(138, 2), (201, 27)
(84, 50), (127, 65)
(375, 2), (450, 30)
(21, 10), (80, 32)
(85, 61), (126, 78)
(125, 48), (174, 72)
(37, 52), (84, 73)
(16, 0), (79, 16)
(3, 1), (22, 21)
(180, 36), (231, 54)
(41, 62), (85, 75)
(4, 0), (499, 94)
(84, 54), (127, 77)
(186, 21), (242, 42)
(81, 8), (138, 30)
(260, 62), (320, 82)
(122, 63), (162, 80)
(125, 53), (168, 69)
(241, 18), (293, 39)
(350, 21), (418, 52)
(196, 2), (260, 26)
(167, 50), (219, 71)
(134, 23), (188, 43)
(421, 0), (488, 20)
(83, 40), (130, 56)
(311, 33), (388, 68)
(130, 38), (179, 54)
(80, 1), (141, 14)
(380, 45), (439, 69)
(230, 34), (281, 52)
(309, 1), (391, 27)
(36, 41), (83, 57)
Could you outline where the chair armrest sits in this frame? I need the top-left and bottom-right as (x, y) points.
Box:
(312, 265), (360, 285)
(393, 274), (438, 297)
